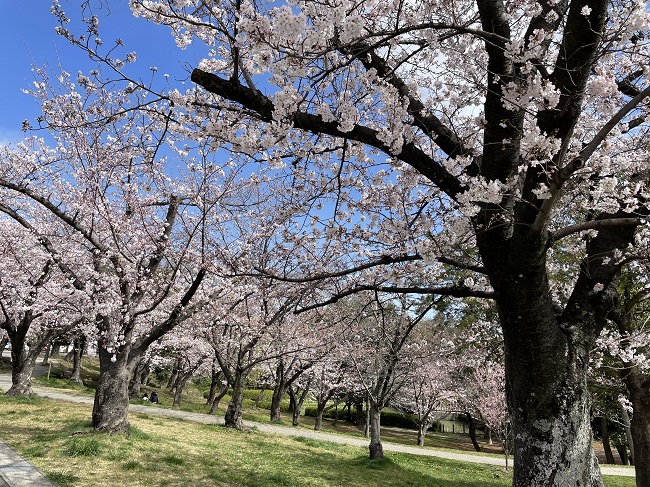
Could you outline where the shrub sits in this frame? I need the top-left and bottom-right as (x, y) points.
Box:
(380, 410), (419, 429)
(254, 399), (291, 412)
(303, 406), (431, 430)
(242, 389), (273, 401)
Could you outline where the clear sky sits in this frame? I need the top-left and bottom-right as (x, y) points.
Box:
(0, 0), (203, 146)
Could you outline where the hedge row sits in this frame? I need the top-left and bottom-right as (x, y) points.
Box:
(302, 406), (435, 430)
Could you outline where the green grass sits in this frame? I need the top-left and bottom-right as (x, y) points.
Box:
(0, 395), (635, 487)
(63, 436), (104, 457)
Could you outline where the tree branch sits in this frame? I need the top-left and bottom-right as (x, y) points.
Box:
(296, 283), (495, 313)
(190, 69), (465, 199)
(551, 217), (645, 242)
(0, 203), (86, 291)
(251, 253), (486, 284)
(0, 179), (109, 253)
(531, 83), (650, 237)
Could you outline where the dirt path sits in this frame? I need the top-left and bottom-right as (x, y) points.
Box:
(0, 372), (635, 478)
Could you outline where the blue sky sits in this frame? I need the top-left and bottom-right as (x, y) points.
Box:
(0, 0), (203, 146)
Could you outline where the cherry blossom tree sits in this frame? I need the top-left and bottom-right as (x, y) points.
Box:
(0, 66), (249, 432)
(395, 336), (456, 447)
(303, 348), (356, 431)
(595, 264), (650, 483)
(339, 293), (436, 459)
(0, 213), (89, 395)
(256, 304), (334, 423)
(458, 362), (512, 469)
(106, 0), (650, 483)
(204, 279), (308, 429)
(151, 325), (213, 407)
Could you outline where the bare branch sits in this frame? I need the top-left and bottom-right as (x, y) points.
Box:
(255, 254), (423, 282)
(551, 217), (645, 242)
(296, 283), (495, 313)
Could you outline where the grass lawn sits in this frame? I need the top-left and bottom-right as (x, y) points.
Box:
(34, 357), (504, 455)
(0, 395), (636, 487)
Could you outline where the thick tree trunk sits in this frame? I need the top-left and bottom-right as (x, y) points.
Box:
(224, 371), (246, 429)
(417, 423), (426, 447)
(477, 230), (606, 487)
(620, 404), (634, 465)
(6, 332), (40, 396)
(7, 353), (37, 396)
(368, 402), (383, 460)
(209, 382), (229, 414)
(270, 385), (286, 422)
(600, 417), (616, 464)
(314, 402), (326, 431)
(206, 363), (221, 405)
(624, 368), (650, 486)
(466, 412), (482, 452)
(92, 346), (133, 434)
(504, 322), (602, 486)
(70, 336), (85, 383)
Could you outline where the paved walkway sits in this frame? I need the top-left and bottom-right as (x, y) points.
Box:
(0, 372), (636, 485)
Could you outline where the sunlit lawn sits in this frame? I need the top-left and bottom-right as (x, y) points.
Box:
(0, 394), (635, 487)
(34, 357), (498, 454)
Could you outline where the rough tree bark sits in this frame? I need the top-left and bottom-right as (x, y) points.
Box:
(208, 382), (229, 415)
(623, 368), (650, 487)
(206, 361), (221, 405)
(465, 412), (482, 453)
(224, 369), (247, 429)
(187, 0), (644, 480)
(91, 269), (206, 433)
(69, 336), (86, 383)
(600, 417), (616, 465)
(368, 401), (383, 460)
(7, 347), (38, 396)
(478, 234), (607, 487)
(92, 345), (134, 434)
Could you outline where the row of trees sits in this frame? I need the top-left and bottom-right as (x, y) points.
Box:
(1, 0), (650, 485)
